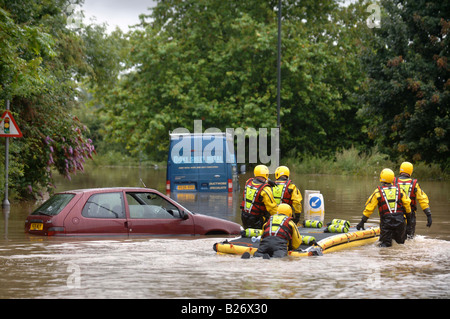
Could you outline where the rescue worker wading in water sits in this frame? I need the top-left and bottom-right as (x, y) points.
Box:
(272, 166), (303, 225)
(253, 203), (302, 259)
(395, 161), (432, 239)
(357, 168), (411, 247)
(240, 165), (277, 229)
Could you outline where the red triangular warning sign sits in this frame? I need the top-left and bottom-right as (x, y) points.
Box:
(0, 110), (23, 137)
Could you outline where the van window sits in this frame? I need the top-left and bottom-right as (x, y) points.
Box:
(82, 193), (125, 219)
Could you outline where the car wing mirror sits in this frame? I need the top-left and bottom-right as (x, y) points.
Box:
(168, 209), (189, 220)
(180, 210), (189, 220)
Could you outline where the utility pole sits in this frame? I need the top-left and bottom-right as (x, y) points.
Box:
(277, 0), (282, 130)
(276, 0), (282, 164)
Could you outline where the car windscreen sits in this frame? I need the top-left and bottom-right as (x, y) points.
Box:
(31, 193), (75, 216)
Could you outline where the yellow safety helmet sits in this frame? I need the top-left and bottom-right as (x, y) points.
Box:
(277, 203), (292, 217)
(379, 168), (395, 184)
(254, 165), (269, 180)
(399, 161), (413, 176)
(275, 166), (290, 180)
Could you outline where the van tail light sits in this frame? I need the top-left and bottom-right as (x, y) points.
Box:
(228, 193), (233, 206)
(166, 180), (171, 194)
(47, 227), (65, 236)
(228, 179), (233, 192)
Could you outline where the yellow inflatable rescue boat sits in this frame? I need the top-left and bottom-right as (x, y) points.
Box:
(213, 221), (380, 257)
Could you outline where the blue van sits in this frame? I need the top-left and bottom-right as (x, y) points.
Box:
(166, 132), (238, 192)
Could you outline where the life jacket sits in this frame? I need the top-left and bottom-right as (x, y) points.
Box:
(241, 178), (270, 216)
(262, 214), (293, 241)
(394, 177), (417, 211)
(272, 179), (293, 205)
(377, 184), (405, 216)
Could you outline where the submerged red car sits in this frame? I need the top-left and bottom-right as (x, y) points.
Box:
(25, 187), (242, 236)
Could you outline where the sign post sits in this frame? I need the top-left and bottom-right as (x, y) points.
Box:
(1, 101), (23, 209)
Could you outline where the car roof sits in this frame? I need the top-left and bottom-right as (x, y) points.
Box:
(57, 187), (159, 195)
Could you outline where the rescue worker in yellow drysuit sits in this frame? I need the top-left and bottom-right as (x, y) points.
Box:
(272, 166), (303, 225)
(357, 168), (411, 247)
(240, 165), (277, 229)
(253, 203), (302, 258)
(394, 161), (432, 239)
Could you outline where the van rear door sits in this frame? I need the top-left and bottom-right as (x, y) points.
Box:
(167, 133), (233, 192)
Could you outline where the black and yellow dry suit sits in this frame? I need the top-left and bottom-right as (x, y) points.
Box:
(254, 214), (302, 258)
(240, 177), (277, 229)
(357, 183), (411, 247)
(272, 177), (303, 224)
(395, 173), (432, 238)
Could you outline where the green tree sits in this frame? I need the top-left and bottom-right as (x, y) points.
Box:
(359, 0), (449, 168)
(100, 0), (371, 162)
(279, 0), (372, 157)
(0, 6), (54, 100)
(76, 23), (129, 156)
(0, 0), (96, 198)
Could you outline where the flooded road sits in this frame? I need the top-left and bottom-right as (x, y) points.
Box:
(1, 167), (449, 299)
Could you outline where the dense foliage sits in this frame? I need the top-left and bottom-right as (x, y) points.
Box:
(0, 0), (448, 198)
(99, 0), (374, 161)
(359, 0), (449, 169)
(0, 0), (97, 198)
(98, 0), (448, 170)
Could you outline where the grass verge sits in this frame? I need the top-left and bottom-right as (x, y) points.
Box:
(284, 146), (448, 180)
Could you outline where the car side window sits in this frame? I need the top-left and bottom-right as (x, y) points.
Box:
(126, 192), (180, 219)
(82, 192), (125, 219)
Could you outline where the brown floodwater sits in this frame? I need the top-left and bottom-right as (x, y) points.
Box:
(0, 167), (449, 299)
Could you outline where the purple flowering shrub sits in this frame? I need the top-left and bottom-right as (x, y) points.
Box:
(13, 116), (96, 199)
(44, 123), (96, 179)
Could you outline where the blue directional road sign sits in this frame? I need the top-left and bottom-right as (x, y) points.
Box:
(309, 196), (322, 209)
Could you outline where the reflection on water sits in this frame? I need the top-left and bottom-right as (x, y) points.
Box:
(170, 191), (239, 220)
(0, 167), (449, 299)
